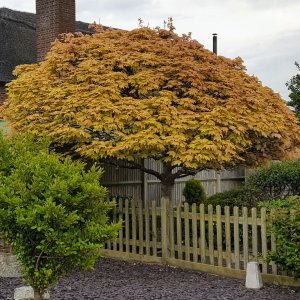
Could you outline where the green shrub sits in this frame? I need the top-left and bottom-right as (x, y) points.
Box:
(0, 131), (49, 176)
(183, 178), (206, 205)
(0, 135), (121, 299)
(247, 159), (300, 200)
(204, 185), (258, 209)
(260, 196), (300, 278)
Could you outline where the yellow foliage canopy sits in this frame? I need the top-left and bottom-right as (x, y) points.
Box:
(4, 26), (300, 173)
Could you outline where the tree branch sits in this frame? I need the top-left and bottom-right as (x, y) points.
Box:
(170, 166), (203, 181)
(35, 250), (44, 270)
(101, 158), (163, 181)
(176, 173), (192, 179)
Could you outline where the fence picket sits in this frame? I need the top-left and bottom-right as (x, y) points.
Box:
(251, 207), (258, 262)
(261, 207), (268, 273)
(151, 201), (157, 257)
(192, 203), (198, 263)
(161, 197), (169, 261)
(234, 206), (240, 270)
(169, 200), (175, 258)
(225, 206), (231, 268)
(242, 207), (249, 270)
(184, 202), (190, 261)
(125, 199), (130, 254)
(145, 201), (150, 256)
(138, 203), (143, 255)
(208, 205), (214, 265)
(118, 199), (123, 252)
(270, 208), (277, 275)
(132, 200), (137, 254)
(113, 204), (117, 251)
(176, 203), (183, 260)
(200, 204), (206, 263)
(216, 205), (222, 266)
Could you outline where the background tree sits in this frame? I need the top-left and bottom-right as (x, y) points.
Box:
(0, 133), (120, 300)
(286, 62), (300, 121)
(4, 25), (300, 199)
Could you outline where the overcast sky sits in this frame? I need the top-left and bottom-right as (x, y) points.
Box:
(2, 0), (300, 101)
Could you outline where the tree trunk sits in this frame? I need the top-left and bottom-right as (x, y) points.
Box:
(161, 162), (175, 201)
(34, 289), (42, 300)
(161, 181), (174, 200)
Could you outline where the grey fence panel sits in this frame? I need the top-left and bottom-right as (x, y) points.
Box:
(101, 163), (142, 183)
(101, 160), (246, 205)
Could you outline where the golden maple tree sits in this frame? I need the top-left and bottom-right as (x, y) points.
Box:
(4, 24), (300, 198)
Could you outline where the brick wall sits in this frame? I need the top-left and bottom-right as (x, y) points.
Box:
(36, 0), (76, 61)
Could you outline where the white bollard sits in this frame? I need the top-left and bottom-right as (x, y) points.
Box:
(245, 261), (263, 289)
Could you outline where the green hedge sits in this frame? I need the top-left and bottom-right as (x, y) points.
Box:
(247, 159), (300, 200)
(204, 185), (258, 208)
(260, 196), (300, 278)
(204, 159), (300, 208)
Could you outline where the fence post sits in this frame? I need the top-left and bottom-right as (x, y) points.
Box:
(161, 197), (170, 263)
(216, 171), (221, 193)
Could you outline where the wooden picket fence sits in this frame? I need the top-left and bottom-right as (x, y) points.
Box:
(1, 198), (299, 286)
(101, 198), (300, 287)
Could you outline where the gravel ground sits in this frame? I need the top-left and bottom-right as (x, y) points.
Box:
(1, 258), (299, 300)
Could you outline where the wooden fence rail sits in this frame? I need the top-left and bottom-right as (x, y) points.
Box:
(101, 198), (300, 287)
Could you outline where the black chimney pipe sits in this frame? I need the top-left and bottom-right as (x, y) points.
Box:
(213, 33), (217, 54)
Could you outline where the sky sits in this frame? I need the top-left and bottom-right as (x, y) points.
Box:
(1, 0), (300, 101)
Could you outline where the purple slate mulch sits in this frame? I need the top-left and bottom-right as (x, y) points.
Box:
(1, 257), (299, 299)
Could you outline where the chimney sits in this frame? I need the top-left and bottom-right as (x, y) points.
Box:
(36, 0), (76, 61)
(213, 33), (217, 55)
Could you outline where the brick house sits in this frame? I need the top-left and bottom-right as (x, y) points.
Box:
(0, 0), (94, 104)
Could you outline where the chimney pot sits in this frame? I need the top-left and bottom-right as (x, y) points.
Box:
(213, 33), (218, 55)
